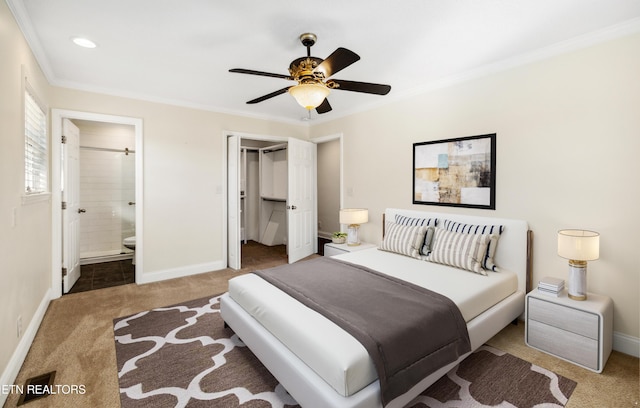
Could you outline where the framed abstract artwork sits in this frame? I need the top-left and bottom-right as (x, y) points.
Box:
(413, 133), (496, 210)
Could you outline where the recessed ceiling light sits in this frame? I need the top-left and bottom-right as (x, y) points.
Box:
(71, 37), (97, 49)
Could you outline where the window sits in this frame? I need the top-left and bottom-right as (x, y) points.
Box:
(24, 86), (48, 195)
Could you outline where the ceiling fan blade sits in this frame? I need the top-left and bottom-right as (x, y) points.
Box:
(230, 68), (293, 80)
(330, 79), (391, 95)
(246, 87), (291, 104)
(315, 48), (360, 78)
(315, 98), (332, 114)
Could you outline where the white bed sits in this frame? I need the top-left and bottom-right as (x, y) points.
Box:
(221, 208), (531, 408)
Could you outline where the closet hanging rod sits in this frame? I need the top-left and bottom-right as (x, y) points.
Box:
(261, 145), (287, 153)
(79, 146), (135, 155)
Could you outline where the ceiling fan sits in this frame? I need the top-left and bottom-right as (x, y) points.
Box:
(229, 33), (391, 114)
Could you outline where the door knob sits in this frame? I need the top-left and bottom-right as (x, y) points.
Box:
(78, 208), (87, 214)
(291, 205), (297, 210)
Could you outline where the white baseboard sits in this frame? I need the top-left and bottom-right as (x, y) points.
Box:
(0, 288), (52, 407)
(136, 261), (226, 284)
(80, 253), (133, 265)
(613, 331), (640, 358)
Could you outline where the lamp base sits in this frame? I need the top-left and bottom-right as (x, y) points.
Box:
(567, 260), (587, 301)
(346, 224), (360, 246)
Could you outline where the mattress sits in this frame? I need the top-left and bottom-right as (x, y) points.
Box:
(227, 247), (518, 398)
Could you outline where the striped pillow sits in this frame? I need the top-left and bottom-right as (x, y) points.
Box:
(428, 228), (492, 275)
(441, 220), (504, 271)
(379, 222), (427, 259)
(394, 215), (438, 254)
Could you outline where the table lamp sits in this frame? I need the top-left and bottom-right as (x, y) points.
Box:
(557, 229), (600, 301)
(339, 209), (368, 246)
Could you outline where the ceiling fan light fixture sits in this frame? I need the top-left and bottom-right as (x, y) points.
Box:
(289, 83), (330, 110)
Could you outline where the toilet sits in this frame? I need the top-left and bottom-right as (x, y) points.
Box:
(123, 236), (136, 264)
(123, 236), (136, 250)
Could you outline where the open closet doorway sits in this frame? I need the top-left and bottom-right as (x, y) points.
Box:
(226, 133), (317, 269)
(51, 110), (143, 299)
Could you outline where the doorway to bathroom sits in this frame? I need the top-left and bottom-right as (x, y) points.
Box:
(51, 110), (143, 297)
(66, 119), (136, 293)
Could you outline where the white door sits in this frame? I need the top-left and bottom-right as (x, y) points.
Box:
(287, 138), (317, 263)
(227, 135), (241, 269)
(62, 118), (81, 293)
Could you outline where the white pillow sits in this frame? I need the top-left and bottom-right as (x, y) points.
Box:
(441, 220), (504, 271)
(379, 222), (427, 260)
(394, 215), (438, 254)
(428, 228), (491, 275)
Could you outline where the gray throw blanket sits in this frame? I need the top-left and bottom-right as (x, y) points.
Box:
(254, 256), (471, 406)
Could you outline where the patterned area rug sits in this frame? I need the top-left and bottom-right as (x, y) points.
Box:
(113, 294), (577, 408)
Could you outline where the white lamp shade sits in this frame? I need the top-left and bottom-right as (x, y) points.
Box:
(289, 83), (330, 110)
(557, 229), (600, 261)
(339, 208), (368, 225)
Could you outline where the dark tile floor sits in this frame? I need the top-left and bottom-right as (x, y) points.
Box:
(68, 237), (331, 294)
(68, 260), (135, 294)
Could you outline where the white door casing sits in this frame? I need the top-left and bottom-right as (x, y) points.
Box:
(227, 134), (241, 269)
(287, 137), (317, 263)
(62, 118), (81, 293)
(51, 110), (143, 298)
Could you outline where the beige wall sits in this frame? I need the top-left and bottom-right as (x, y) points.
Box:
(317, 138), (341, 236)
(0, 0), (53, 385)
(311, 33), (640, 341)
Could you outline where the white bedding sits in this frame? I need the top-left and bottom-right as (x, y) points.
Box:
(335, 248), (518, 322)
(227, 247), (518, 398)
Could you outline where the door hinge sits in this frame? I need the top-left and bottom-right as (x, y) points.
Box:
(61, 201), (67, 210)
(61, 135), (67, 144)
(62, 267), (68, 277)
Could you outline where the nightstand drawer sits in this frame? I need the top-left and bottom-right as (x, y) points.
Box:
(528, 320), (599, 370)
(528, 297), (599, 339)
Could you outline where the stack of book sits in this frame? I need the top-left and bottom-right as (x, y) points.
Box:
(538, 276), (565, 297)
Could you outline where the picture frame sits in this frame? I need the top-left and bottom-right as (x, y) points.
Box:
(413, 133), (496, 210)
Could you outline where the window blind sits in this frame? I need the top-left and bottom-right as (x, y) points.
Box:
(24, 89), (48, 194)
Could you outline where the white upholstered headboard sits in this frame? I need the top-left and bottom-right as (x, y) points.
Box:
(384, 208), (532, 294)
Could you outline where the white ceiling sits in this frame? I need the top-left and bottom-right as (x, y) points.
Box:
(8, 0), (640, 124)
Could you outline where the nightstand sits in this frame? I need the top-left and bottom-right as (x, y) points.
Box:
(324, 242), (376, 257)
(525, 289), (613, 373)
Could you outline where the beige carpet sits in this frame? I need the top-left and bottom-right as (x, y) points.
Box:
(3, 243), (639, 407)
(113, 294), (577, 407)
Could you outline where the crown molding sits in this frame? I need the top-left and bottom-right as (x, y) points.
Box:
(6, 0), (57, 83)
(393, 17), (640, 102)
(7, 0), (640, 126)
